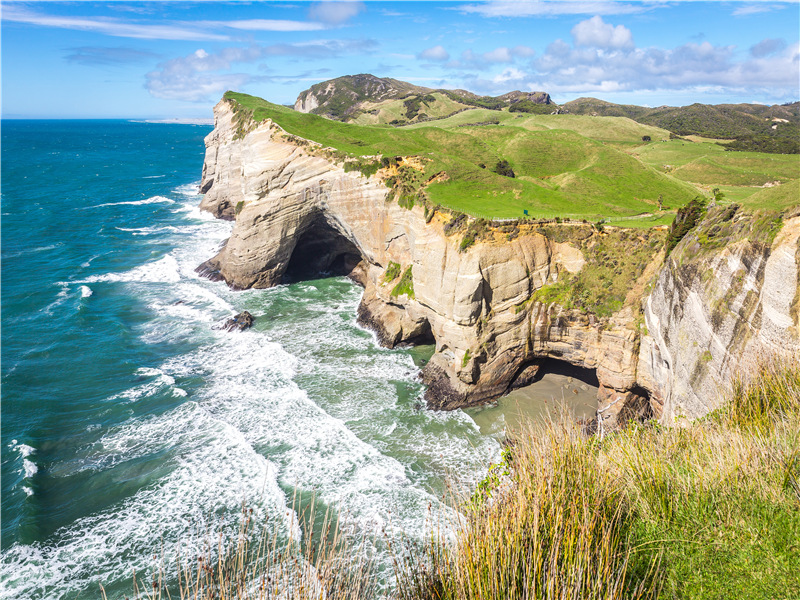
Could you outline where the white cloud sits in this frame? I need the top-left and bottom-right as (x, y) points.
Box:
(571, 16), (633, 49)
(308, 1), (365, 25)
(457, 1), (650, 17)
(419, 45), (450, 61)
(530, 37), (800, 96)
(2, 5), (230, 41)
(146, 39), (377, 102)
(483, 47), (513, 63)
(493, 67), (526, 83)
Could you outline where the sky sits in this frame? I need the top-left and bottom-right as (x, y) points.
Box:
(2, 0), (799, 119)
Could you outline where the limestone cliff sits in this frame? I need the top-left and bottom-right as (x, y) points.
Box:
(638, 207), (800, 422)
(198, 97), (800, 424)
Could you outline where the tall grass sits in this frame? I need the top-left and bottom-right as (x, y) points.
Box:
(107, 500), (377, 600)
(397, 422), (661, 600)
(398, 354), (800, 600)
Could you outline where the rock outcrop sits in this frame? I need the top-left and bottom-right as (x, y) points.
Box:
(638, 208), (800, 422)
(198, 97), (800, 424)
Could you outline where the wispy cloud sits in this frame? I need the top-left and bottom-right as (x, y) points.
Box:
(145, 39), (378, 101)
(459, 0), (798, 18)
(199, 19), (326, 32)
(3, 6), (339, 41)
(2, 6), (231, 41)
(308, 1), (366, 25)
(64, 46), (160, 65)
(456, 1), (651, 17)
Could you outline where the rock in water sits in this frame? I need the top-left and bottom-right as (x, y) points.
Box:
(221, 311), (254, 331)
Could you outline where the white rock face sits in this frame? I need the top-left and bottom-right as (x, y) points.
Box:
(198, 98), (800, 421)
(638, 213), (800, 422)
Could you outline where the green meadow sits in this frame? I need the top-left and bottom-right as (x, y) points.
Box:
(226, 92), (799, 225)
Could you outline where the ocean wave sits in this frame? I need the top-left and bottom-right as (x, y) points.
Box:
(78, 254), (182, 284)
(0, 402), (299, 600)
(115, 225), (181, 236)
(88, 196), (175, 209)
(1, 243), (63, 259)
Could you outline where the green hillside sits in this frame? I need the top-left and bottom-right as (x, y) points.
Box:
(227, 91), (700, 222)
(564, 98), (800, 154)
(225, 91), (798, 223)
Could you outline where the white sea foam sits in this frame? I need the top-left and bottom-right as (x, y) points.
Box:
(90, 196), (176, 208)
(22, 486), (34, 497)
(80, 254), (182, 284)
(0, 402), (299, 600)
(79, 285), (93, 298)
(143, 175), (165, 179)
(2, 243), (62, 259)
(22, 460), (38, 478)
(16, 443), (35, 458)
(174, 183), (201, 196)
(116, 225), (181, 235)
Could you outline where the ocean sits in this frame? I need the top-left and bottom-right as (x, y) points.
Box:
(1, 120), (600, 599)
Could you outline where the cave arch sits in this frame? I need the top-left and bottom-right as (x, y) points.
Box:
(283, 216), (364, 283)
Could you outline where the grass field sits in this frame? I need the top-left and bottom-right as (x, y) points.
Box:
(631, 138), (800, 207)
(351, 92), (469, 125)
(226, 92), (798, 223)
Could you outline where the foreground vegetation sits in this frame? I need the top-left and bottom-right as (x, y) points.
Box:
(123, 355), (800, 599)
(404, 354), (800, 600)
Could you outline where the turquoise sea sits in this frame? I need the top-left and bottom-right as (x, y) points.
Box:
(0, 120), (503, 598)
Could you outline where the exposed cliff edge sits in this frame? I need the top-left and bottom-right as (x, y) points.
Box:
(198, 97), (800, 425)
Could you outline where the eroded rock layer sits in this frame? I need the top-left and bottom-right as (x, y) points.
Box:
(198, 98), (800, 424)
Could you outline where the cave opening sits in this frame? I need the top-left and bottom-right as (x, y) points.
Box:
(510, 356), (600, 391)
(283, 217), (363, 283)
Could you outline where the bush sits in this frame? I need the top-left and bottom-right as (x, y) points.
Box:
(459, 233), (475, 252)
(384, 261), (401, 282)
(390, 266), (414, 298)
(494, 160), (515, 178)
(665, 196), (708, 255)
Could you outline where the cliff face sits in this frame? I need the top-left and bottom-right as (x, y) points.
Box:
(198, 98), (800, 423)
(638, 209), (800, 422)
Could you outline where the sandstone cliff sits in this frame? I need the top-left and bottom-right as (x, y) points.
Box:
(638, 207), (800, 422)
(198, 97), (800, 424)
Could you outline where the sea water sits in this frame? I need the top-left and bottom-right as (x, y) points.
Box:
(0, 121), (594, 599)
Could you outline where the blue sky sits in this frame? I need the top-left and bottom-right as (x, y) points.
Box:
(2, 1), (799, 119)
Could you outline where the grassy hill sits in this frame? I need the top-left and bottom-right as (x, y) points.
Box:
(226, 90), (798, 224)
(295, 74), (554, 126)
(227, 91), (700, 222)
(294, 75), (799, 154)
(564, 98), (800, 154)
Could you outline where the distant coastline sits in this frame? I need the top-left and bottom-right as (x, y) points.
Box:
(130, 118), (214, 125)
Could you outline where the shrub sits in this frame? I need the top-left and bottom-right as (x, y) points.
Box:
(665, 196), (708, 255)
(494, 160), (515, 178)
(384, 261), (401, 282)
(390, 266), (414, 298)
(459, 233), (476, 252)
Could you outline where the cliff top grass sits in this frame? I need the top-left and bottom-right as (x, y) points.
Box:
(225, 91), (701, 225)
